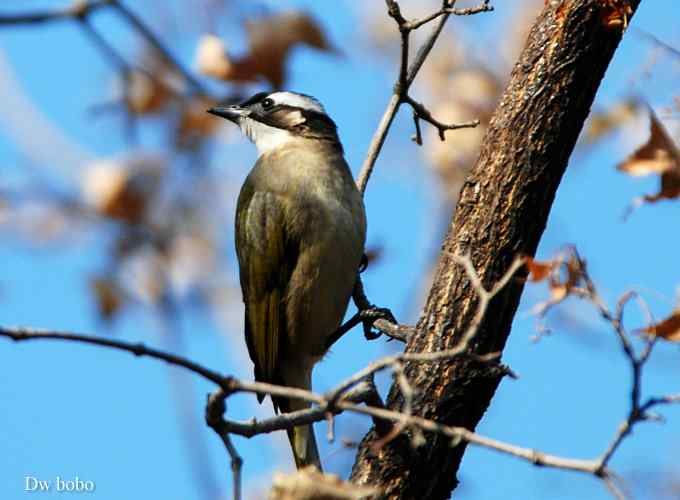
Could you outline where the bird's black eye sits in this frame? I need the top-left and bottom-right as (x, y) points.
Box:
(261, 98), (274, 109)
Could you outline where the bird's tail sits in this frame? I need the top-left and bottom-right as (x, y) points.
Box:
(286, 423), (322, 471)
(276, 366), (322, 471)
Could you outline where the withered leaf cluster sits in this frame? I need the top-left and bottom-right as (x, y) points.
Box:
(195, 11), (333, 88)
(2, 5), (339, 328)
(642, 310), (680, 342)
(526, 248), (587, 316)
(618, 108), (680, 213)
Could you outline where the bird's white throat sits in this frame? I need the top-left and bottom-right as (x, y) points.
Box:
(240, 117), (297, 155)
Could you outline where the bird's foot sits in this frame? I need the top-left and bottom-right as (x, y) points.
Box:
(358, 305), (397, 340)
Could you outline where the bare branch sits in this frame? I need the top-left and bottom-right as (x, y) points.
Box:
(602, 474), (627, 500)
(109, 0), (208, 95)
(0, 0), (110, 25)
(356, 93), (402, 194)
(405, 95), (480, 142)
(528, 247), (680, 488)
(405, 1), (494, 31)
(356, 0), (483, 194)
(223, 435), (243, 500)
(211, 381), (376, 438)
(5, 251), (678, 499)
(206, 392), (242, 500)
(0, 326), (227, 386)
(373, 318), (415, 342)
(0, 0), (209, 97)
(346, 275), (412, 343)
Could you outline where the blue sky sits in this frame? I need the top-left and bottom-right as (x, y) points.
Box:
(1, 1), (680, 499)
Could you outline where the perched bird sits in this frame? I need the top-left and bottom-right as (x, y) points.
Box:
(208, 91), (366, 470)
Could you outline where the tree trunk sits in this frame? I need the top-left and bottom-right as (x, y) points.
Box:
(350, 1), (641, 498)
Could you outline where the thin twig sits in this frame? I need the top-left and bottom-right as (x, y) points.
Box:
(214, 381), (375, 437)
(77, 18), (130, 72)
(110, 0), (207, 95)
(0, 0), (111, 25)
(223, 435), (243, 500)
(338, 275), (411, 344)
(206, 391), (242, 500)
(0, 326), (227, 386)
(373, 318), (415, 342)
(528, 247), (680, 494)
(0, 0), (208, 97)
(5, 250), (680, 499)
(357, 0), (488, 194)
(404, 95), (479, 141)
(405, 1), (494, 31)
(357, 93), (401, 194)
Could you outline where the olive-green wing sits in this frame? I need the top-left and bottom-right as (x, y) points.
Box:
(235, 177), (298, 403)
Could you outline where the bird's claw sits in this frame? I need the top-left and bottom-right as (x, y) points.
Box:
(359, 306), (397, 341)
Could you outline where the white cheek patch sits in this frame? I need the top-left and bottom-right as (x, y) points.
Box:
(281, 109), (306, 127)
(268, 92), (325, 114)
(240, 117), (296, 155)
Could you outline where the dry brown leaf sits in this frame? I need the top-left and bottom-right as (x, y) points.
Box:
(90, 276), (125, 322)
(82, 158), (164, 224)
(176, 96), (221, 148)
(526, 258), (555, 282)
(618, 110), (680, 176)
(563, 254), (583, 289)
(194, 34), (232, 80)
(618, 109), (680, 212)
(527, 249), (586, 316)
(125, 71), (172, 115)
(198, 11), (334, 88)
(642, 311), (680, 342)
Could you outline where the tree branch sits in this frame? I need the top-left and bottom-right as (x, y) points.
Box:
(4, 247), (676, 500)
(355, 0), (489, 194)
(0, 0), (208, 97)
(404, 95), (479, 144)
(350, 1), (645, 498)
(109, 0), (208, 95)
(405, 1), (494, 31)
(0, 326), (227, 386)
(0, 0), (111, 25)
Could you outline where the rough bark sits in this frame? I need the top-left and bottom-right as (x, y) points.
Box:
(350, 1), (641, 498)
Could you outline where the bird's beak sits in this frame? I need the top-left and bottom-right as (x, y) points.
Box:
(207, 105), (249, 123)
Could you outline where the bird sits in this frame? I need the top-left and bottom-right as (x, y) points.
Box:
(208, 91), (366, 470)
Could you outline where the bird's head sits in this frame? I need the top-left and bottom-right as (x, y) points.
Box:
(208, 91), (341, 154)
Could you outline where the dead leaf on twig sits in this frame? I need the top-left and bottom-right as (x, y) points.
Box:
(641, 310), (680, 342)
(176, 95), (221, 149)
(90, 275), (126, 323)
(125, 70), (173, 115)
(617, 108), (680, 217)
(526, 258), (554, 283)
(195, 11), (334, 88)
(526, 248), (586, 317)
(81, 156), (165, 225)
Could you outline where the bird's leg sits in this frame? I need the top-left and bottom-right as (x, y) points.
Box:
(325, 263), (398, 351)
(325, 311), (365, 350)
(350, 275), (398, 341)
